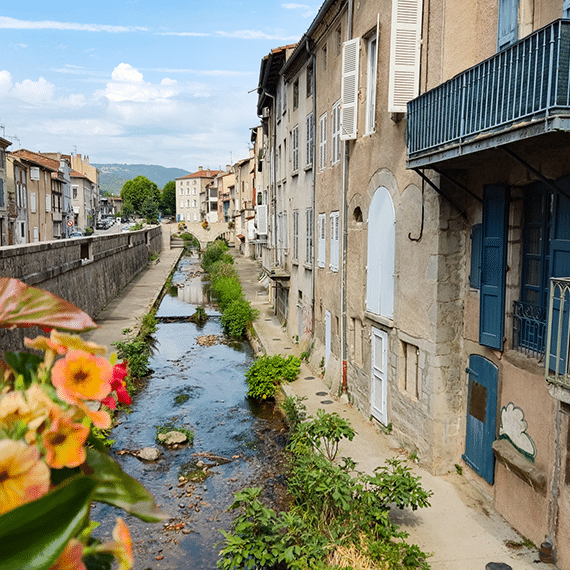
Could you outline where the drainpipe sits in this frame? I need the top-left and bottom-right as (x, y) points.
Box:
(341, 0), (354, 394)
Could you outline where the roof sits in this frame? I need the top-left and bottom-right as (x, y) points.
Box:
(257, 44), (298, 114)
(12, 149), (60, 172)
(70, 169), (89, 180)
(176, 169), (221, 181)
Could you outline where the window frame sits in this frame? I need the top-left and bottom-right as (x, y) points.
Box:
(319, 112), (328, 170)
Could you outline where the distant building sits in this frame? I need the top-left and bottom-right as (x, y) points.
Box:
(176, 167), (221, 224)
(0, 138), (12, 246)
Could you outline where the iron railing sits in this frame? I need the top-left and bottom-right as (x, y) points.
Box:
(513, 300), (546, 358)
(546, 277), (570, 386)
(407, 19), (570, 159)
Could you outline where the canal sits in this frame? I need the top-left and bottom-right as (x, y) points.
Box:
(92, 254), (289, 570)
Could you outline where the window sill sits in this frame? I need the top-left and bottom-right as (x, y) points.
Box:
(303, 263), (312, 271)
(364, 311), (394, 329)
(492, 438), (547, 496)
(304, 164), (313, 172)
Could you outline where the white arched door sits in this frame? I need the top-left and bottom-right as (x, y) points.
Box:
(366, 187), (395, 318)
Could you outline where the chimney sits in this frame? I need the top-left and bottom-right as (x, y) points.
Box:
(198, 166), (203, 171)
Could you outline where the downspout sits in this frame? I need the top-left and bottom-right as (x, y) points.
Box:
(341, 0), (354, 393)
(307, 37), (317, 358)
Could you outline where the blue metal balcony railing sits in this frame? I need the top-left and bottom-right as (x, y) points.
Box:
(513, 300), (546, 358)
(407, 19), (570, 163)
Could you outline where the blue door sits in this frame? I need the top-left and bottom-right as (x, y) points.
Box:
(463, 355), (498, 485)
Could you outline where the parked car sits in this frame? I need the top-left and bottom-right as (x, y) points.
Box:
(69, 231), (84, 238)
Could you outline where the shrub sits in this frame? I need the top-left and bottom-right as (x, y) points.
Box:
(221, 298), (258, 338)
(245, 354), (301, 400)
(201, 241), (230, 272)
(212, 275), (242, 310)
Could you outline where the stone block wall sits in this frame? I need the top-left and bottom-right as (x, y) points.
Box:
(0, 226), (162, 352)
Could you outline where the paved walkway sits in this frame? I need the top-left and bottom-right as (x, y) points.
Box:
(230, 253), (543, 570)
(87, 232), (545, 570)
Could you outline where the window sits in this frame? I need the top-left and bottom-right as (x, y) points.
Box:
(330, 211), (340, 272)
(293, 210), (299, 261)
(30, 192), (36, 213)
(336, 26), (342, 56)
(322, 44), (327, 71)
(470, 224), (482, 289)
(293, 79), (299, 110)
(306, 63), (313, 97)
(291, 125), (299, 172)
(276, 82), (282, 119)
(318, 213), (326, 268)
(365, 30), (378, 135)
(306, 208), (313, 264)
(72, 186), (78, 199)
(319, 113), (327, 170)
(498, 0), (518, 50)
(564, 0), (570, 17)
(400, 342), (419, 399)
(30, 167), (40, 181)
(33, 226), (39, 242)
(306, 114), (314, 167)
(0, 179), (4, 208)
(283, 81), (287, 114)
(332, 100), (341, 165)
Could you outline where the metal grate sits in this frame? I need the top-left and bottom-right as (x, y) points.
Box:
(546, 277), (570, 386)
(513, 300), (546, 358)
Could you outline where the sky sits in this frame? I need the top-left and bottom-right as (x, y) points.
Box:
(0, 1), (317, 170)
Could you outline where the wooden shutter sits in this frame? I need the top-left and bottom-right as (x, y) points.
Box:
(479, 185), (509, 350)
(497, 0), (518, 50)
(256, 204), (267, 235)
(318, 213), (326, 268)
(388, 0), (423, 113)
(341, 38), (360, 140)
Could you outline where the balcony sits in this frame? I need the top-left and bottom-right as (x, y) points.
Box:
(546, 277), (570, 402)
(407, 20), (570, 169)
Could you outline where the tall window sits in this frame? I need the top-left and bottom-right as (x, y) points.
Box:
(293, 79), (299, 110)
(332, 100), (341, 165)
(306, 63), (313, 97)
(365, 32), (378, 135)
(30, 192), (36, 213)
(306, 208), (313, 265)
(322, 44), (327, 71)
(293, 210), (299, 261)
(306, 113), (314, 167)
(319, 112), (327, 170)
(318, 213), (326, 268)
(330, 211), (340, 272)
(291, 125), (299, 172)
(498, 0), (518, 50)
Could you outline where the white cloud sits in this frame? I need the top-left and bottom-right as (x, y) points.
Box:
(41, 119), (124, 137)
(99, 63), (180, 103)
(12, 77), (55, 104)
(282, 3), (315, 17)
(158, 31), (210, 37)
(0, 71), (13, 96)
(0, 16), (146, 33)
(216, 29), (299, 40)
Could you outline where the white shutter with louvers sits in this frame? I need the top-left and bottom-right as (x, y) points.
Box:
(318, 213), (326, 268)
(256, 204), (268, 235)
(340, 38), (360, 140)
(388, 0), (423, 113)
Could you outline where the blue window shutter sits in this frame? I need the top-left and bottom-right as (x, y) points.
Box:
(498, 0), (518, 50)
(564, 0), (570, 18)
(548, 193), (570, 372)
(470, 223), (482, 289)
(480, 185), (508, 350)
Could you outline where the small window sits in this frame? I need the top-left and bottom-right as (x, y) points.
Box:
(30, 167), (40, 181)
(322, 44), (327, 71)
(293, 79), (299, 110)
(306, 63), (313, 97)
(336, 26), (342, 56)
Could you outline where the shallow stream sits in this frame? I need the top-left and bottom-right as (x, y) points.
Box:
(93, 255), (289, 570)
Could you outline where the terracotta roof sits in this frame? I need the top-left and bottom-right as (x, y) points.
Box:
(176, 169), (222, 180)
(70, 169), (89, 179)
(12, 149), (59, 172)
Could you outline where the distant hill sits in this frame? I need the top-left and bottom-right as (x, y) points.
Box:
(93, 164), (191, 194)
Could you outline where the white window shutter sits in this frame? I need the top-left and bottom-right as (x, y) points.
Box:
(388, 0), (423, 113)
(256, 204), (268, 235)
(318, 213), (326, 268)
(340, 37), (360, 141)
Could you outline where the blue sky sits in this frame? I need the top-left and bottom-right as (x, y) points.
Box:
(0, 1), (316, 170)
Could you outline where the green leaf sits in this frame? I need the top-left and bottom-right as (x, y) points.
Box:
(0, 278), (97, 332)
(4, 352), (43, 389)
(0, 475), (97, 570)
(86, 448), (167, 522)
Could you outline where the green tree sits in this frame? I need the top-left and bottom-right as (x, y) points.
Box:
(141, 195), (160, 224)
(160, 180), (176, 215)
(120, 176), (160, 216)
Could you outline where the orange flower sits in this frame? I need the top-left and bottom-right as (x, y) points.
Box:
(0, 439), (50, 515)
(51, 350), (112, 405)
(49, 539), (86, 570)
(100, 518), (133, 570)
(43, 413), (89, 468)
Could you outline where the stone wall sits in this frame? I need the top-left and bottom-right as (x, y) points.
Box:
(0, 226), (162, 352)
